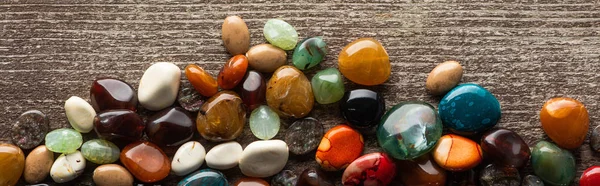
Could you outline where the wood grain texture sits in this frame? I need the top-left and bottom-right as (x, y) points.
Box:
(1, 0), (599, 185)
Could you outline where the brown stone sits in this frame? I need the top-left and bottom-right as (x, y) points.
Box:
(24, 145), (54, 184)
(196, 91), (246, 141)
(246, 44), (287, 73)
(425, 60), (463, 95)
(222, 16), (250, 55)
(93, 164), (134, 186)
(266, 65), (314, 118)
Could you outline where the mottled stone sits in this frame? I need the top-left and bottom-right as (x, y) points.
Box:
(271, 170), (298, 186)
(0, 144), (25, 186)
(222, 16), (250, 55)
(93, 164), (134, 186)
(45, 128), (83, 154)
(311, 68), (345, 104)
(531, 141), (576, 186)
(266, 65), (314, 118)
(425, 60), (463, 95)
(479, 164), (520, 186)
(11, 110), (49, 149)
(264, 19), (298, 50)
(90, 78), (138, 112)
(522, 175), (544, 186)
(338, 38), (390, 86)
(146, 107), (195, 147)
(293, 37), (327, 70)
(196, 91), (246, 142)
(178, 169), (228, 186)
(480, 128), (530, 168)
(342, 152), (396, 186)
(540, 97), (589, 149)
(81, 139), (120, 164)
(50, 151), (86, 183)
(177, 81), (205, 112)
(24, 145), (54, 184)
(285, 117), (324, 155)
(439, 83), (501, 134)
(316, 125), (364, 171)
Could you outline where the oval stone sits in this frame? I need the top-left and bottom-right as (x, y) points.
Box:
(178, 169), (228, 186)
(185, 64), (218, 97)
(425, 61), (463, 95)
(11, 110), (49, 150)
(0, 144), (25, 186)
(138, 62), (181, 111)
(146, 107), (195, 147)
(522, 175), (544, 186)
(238, 70), (266, 111)
(432, 134), (483, 171)
(218, 55), (248, 90)
(65, 96), (97, 133)
(480, 128), (530, 168)
(196, 91), (246, 142)
(120, 141), (171, 183)
(271, 170), (298, 186)
(90, 78), (138, 112)
(479, 164), (520, 186)
(246, 44), (287, 73)
(222, 16), (250, 55)
(177, 81), (205, 112)
(377, 101), (443, 160)
(316, 125), (364, 171)
(592, 125), (600, 152)
(397, 154), (446, 186)
(340, 89), (385, 129)
(439, 83), (501, 134)
(205, 141), (243, 170)
(342, 152), (396, 186)
(338, 38), (390, 86)
(172, 141), (206, 176)
(24, 145), (53, 184)
(312, 68), (345, 104)
(293, 37), (327, 70)
(580, 166), (600, 186)
(540, 97), (589, 149)
(531, 141), (576, 186)
(249, 105), (280, 140)
(285, 117), (324, 155)
(50, 151), (86, 183)
(264, 19), (298, 50)
(239, 140), (289, 177)
(93, 164), (134, 186)
(81, 139), (120, 164)
(234, 177), (270, 186)
(297, 167), (334, 186)
(266, 65), (314, 118)
(94, 110), (145, 145)
(45, 128), (83, 154)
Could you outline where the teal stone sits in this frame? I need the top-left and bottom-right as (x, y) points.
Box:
(178, 169), (227, 186)
(311, 68), (345, 104)
(263, 19), (298, 50)
(438, 83), (501, 135)
(292, 37), (327, 70)
(249, 105), (281, 140)
(531, 141), (576, 186)
(81, 139), (120, 164)
(376, 101), (443, 160)
(45, 128), (83, 153)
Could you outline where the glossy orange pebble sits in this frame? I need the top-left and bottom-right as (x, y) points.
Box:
(432, 134), (483, 171)
(316, 125), (364, 171)
(338, 38), (391, 86)
(120, 141), (171, 183)
(218, 55), (249, 90)
(234, 177), (270, 186)
(0, 144), (25, 186)
(185, 64), (218, 97)
(540, 97), (589, 149)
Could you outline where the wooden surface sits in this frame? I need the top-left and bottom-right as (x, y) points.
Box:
(1, 0), (600, 185)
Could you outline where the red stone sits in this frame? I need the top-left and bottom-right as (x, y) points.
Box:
(146, 107), (195, 148)
(94, 110), (145, 146)
(581, 166), (600, 186)
(218, 55), (249, 90)
(342, 152), (396, 186)
(120, 141), (170, 183)
(90, 78), (137, 112)
(238, 70), (266, 111)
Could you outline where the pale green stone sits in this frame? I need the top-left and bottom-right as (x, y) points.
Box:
(45, 128), (82, 153)
(249, 105), (281, 140)
(264, 19), (298, 50)
(311, 68), (345, 104)
(81, 139), (120, 164)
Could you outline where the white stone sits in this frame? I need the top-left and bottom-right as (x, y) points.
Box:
(205, 141), (243, 170)
(171, 141), (206, 176)
(138, 62), (181, 111)
(64, 96), (96, 133)
(50, 151), (86, 183)
(239, 140), (289, 178)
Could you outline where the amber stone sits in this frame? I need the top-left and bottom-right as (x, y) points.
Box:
(433, 134), (483, 171)
(266, 65), (314, 118)
(218, 55), (249, 90)
(540, 97), (589, 149)
(234, 177), (270, 186)
(90, 78), (138, 112)
(480, 128), (530, 168)
(338, 38), (391, 86)
(186, 64), (219, 97)
(94, 109), (145, 145)
(196, 91), (246, 141)
(296, 167), (334, 186)
(120, 141), (170, 183)
(238, 70), (266, 111)
(0, 144), (25, 186)
(397, 154), (446, 186)
(146, 107), (195, 147)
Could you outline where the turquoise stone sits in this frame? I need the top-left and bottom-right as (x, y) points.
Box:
(438, 83), (501, 134)
(293, 37), (327, 70)
(311, 68), (345, 104)
(45, 128), (82, 153)
(376, 101), (443, 160)
(178, 169), (228, 186)
(249, 105), (281, 140)
(263, 19), (298, 50)
(531, 141), (575, 186)
(81, 139), (120, 164)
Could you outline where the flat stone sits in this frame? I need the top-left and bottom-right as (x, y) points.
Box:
(50, 151), (86, 183)
(24, 145), (54, 184)
(285, 117), (323, 155)
(93, 164), (134, 186)
(425, 61), (463, 95)
(205, 141), (243, 170)
(178, 169), (228, 186)
(263, 19), (298, 50)
(177, 81), (205, 112)
(45, 128), (83, 154)
(222, 16), (250, 55)
(293, 37), (327, 70)
(249, 105), (280, 140)
(239, 140), (289, 177)
(138, 62), (181, 111)
(81, 139), (120, 164)
(65, 96), (96, 133)
(0, 144), (25, 186)
(11, 110), (49, 149)
(271, 170), (298, 186)
(172, 141), (206, 176)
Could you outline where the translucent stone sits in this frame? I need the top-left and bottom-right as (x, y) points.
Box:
(81, 139), (120, 164)
(146, 107), (195, 147)
(479, 164), (520, 186)
(285, 117), (323, 155)
(531, 141), (576, 185)
(177, 81), (205, 112)
(263, 19), (298, 50)
(238, 70), (266, 111)
(249, 105), (281, 140)
(45, 128), (83, 154)
(293, 37), (327, 70)
(311, 68), (345, 104)
(90, 78), (138, 112)
(11, 110), (49, 149)
(0, 144), (25, 186)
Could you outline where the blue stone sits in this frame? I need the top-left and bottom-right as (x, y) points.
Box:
(438, 83), (501, 134)
(177, 169), (228, 186)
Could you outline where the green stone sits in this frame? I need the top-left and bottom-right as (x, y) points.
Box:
(292, 37), (327, 70)
(45, 128), (82, 153)
(311, 68), (345, 104)
(531, 141), (575, 186)
(264, 19), (298, 50)
(249, 105), (280, 140)
(81, 139), (120, 164)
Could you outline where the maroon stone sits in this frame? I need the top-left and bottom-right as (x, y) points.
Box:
(237, 70), (266, 111)
(145, 107), (195, 148)
(296, 167), (333, 186)
(90, 78), (138, 112)
(94, 109), (145, 145)
(481, 128), (531, 168)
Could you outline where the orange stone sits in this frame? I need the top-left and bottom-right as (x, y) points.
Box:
(338, 38), (391, 86)
(218, 55), (249, 90)
(185, 64), (218, 97)
(432, 134), (482, 171)
(233, 177), (270, 186)
(0, 144), (25, 186)
(540, 97), (589, 149)
(120, 141), (170, 183)
(316, 125), (364, 171)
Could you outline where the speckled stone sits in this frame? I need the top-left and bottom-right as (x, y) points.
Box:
(177, 81), (205, 112)
(438, 83), (501, 134)
(11, 110), (49, 149)
(45, 128), (83, 154)
(522, 175), (544, 186)
(479, 164), (520, 186)
(271, 170), (298, 186)
(590, 125), (600, 152)
(285, 117), (324, 155)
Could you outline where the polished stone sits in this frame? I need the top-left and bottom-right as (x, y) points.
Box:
(338, 38), (390, 85)
(178, 169), (228, 186)
(239, 140), (289, 178)
(479, 164), (520, 186)
(531, 141), (575, 186)
(50, 151), (85, 183)
(146, 107), (195, 147)
(65, 96), (96, 133)
(185, 64), (218, 97)
(540, 97), (589, 149)
(580, 166), (600, 186)
(264, 19), (298, 50)
(426, 61), (463, 95)
(266, 65), (314, 118)
(93, 164), (134, 186)
(238, 70), (266, 111)
(121, 141), (171, 183)
(246, 44), (287, 73)
(480, 128), (530, 168)
(342, 152), (396, 186)
(196, 91), (246, 141)
(45, 128), (83, 153)
(311, 68), (345, 104)
(522, 175), (544, 186)
(171, 141), (206, 176)
(205, 141), (243, 170)
(397, 154), (446, 186)
(340, 89), (385, 129)
(177, 81), (205, 112)
(296, 167), (333, 186)
(439, 83), (501, 134)
(218, 55), (248, 90)
(249, 105), (280, 140)
(234, 177), (270, 186)
(0, 144), (25, 186)
(433, 134), (483, 171)
(138, 62), (181, 111)
(271, 170), (298, 186)
(90, 78), (138, 111)
(24, 145), (53, 184)
(94, 109), (145, 145)
(293, 37), (327, 70)
(285, 117), (324, 155)
(316, 125), (364, 171)
(222, 16), (250, 55)
(81, 139), (120, 164)
(11, 110), (49, 149)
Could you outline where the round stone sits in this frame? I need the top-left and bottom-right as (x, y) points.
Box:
(479, 164), (520, 186)
(45, 128), (83, 154)
(24, 145), (53, 184)
(222, 16), (250, 55)
(11, 110), (49, 149)
(266, 65), (314, 118)
(81, 139), (120, 164)
(522, 175), (544, 186)
(311, 68), (345, 104)
(263, 19), (298, 50)
(249, 105), (281, 140)
(90, 78), (138, 112)
(120, 141), (170, 183)
(293, 37), (327, 70)
(205, 141), (243, 170)
(425, 61), (463, 95)
(172, 141), (206, 176)
(50, 151), (86, 183)
(246, 44), (287, 73)
(540, 97), (589, 149)
(438, 83), (501, 134)
(339, 89), (385, 129)
(316, 125), (364, 171)
(531, 141), (576, 186)
(177, 81), (205, 112)
(93, 164), (134, 186)
(592, 125), (600, 152)
(239, 140), (289, 178)
(138, 62), (181, 111)
(65, 96), (97, 133)
(342, 152), (396, 186)
(432, 134), (483, 171)
(285, 117), (324, 155)
(178, 169), (228, 186)
(196, 91), (246, 142)
(0, 144), (25, 186)
(338, 38), (391, 86)
(480, 128), (530, 168)
(580, 166), (600, 186)
(271, 170), (298, 186)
